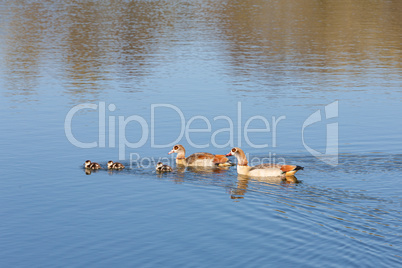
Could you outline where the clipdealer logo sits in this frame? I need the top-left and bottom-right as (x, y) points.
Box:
(65, 101), (338, 165)
(302, 101), (339, 166)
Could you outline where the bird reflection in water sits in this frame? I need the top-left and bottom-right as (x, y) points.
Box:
(107, 168), (125, 176)
(83, 165), (127, 175)
(186, 166), (231, 174)
(230, 175), (301, 199)
(84, 168), (101, 175)
(157, 165), (230, 183)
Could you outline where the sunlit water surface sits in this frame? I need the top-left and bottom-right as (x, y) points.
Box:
(0, 1), (401, 267)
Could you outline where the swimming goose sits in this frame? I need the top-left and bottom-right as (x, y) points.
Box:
(226, 147), (303, 177)
(168, 144), (232, 167)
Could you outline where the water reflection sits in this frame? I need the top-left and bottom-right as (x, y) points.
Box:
(1, 0), (401, 101)
(0, 1), (178, 100)
(61, 1), (172, 96)
(107, 169), (126, 176)
(186, 166), (231, 174)
(84, 168), (100, 176)
(230, 175), (300, 199)
(166, 165), (233, 184)
(2, 2), (46, 99)
(218, 0), (402, 69)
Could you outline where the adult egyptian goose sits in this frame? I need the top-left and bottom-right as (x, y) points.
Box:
(84, 160), (102, 170)
(107, 161), (125, 169)
(168, 144), (232, 167)
(156, 162), (173, 172)
(226, 147), (303, 177)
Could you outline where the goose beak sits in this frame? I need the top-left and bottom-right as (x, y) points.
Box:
(226, 152), (233, 156)
(168, 150), (174, 155)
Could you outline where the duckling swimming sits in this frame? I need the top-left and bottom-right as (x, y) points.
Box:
(107, 161), (125, 169)
(84, 160), (102, 170)
(156, 162), (173, 172)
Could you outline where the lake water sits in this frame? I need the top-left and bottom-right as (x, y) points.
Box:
(1, 0), (401, 267)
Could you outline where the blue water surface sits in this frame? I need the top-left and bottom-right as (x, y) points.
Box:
(0, 1), (401, 267)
